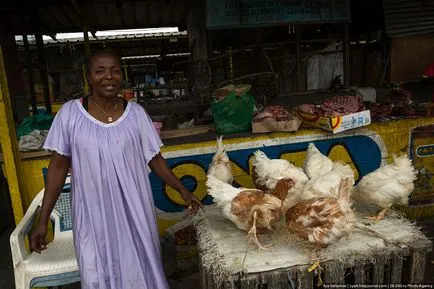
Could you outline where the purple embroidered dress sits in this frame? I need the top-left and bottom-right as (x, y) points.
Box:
(43, 99), (169, 289)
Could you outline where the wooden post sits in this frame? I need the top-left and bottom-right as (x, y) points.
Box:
(23, 35), (37, 115)
(372, 255), (386, 284)
(297, 267), (313, 288)
(410, 240), (430, 284)
(354, 265), (368, 284)
(198, 253), (207, 289)
(344, 22), (350, 88)
(323, 262), (345, 285)
(35, 32), (52, 114)
(0, 46), (24, 223)
(390, 251), (405, 283)
(187, 0), (209, 102)
(296, 25), (302, 91)
(187, 0), (208, 60)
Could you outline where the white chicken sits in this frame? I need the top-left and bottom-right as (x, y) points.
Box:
(252, 150), (309, 211)
(206, 175), (295, 250)
(301, 162), (355, 200)
(207, 136), (233, 184)
(353, 154), (417, 223)
(303, 143), (333, 179)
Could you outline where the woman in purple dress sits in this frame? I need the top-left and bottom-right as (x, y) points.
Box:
(30, 49), (203, 289)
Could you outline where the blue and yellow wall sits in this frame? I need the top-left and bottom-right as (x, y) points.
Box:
(13, 117), (434, 235)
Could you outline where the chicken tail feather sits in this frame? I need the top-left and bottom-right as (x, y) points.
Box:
(216, 135), (224, 154)
(337, 178), (352, 202)
(206, 175), (241, 204)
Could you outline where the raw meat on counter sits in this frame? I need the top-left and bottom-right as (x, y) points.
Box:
(298, 95), (365, 117)
(368, 88), (418, 120)
(386, 88), (412, 106)
(323, 95), (365, 114)
(368, 103), (394, 119)
(253, 106), (294, 122)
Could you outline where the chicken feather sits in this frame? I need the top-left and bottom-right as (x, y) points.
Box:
(286, 178), (356, 248)
(252, 150), (308, 210)
(353, 154), (417, 222)
(206, 175), (295, 249)
(301, 162), (355, 200)
(303, 143), (333, 180)
(207, 136), (234, 184)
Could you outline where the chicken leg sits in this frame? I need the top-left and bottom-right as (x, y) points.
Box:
(248, 211), (272, 250)
(365, 208), (387, 223)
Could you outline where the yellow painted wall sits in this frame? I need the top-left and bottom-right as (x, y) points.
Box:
(15, 117), (434, 236)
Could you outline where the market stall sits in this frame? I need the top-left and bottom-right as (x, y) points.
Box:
(7, 114), (434, 232)
(194, 206), (431, 288)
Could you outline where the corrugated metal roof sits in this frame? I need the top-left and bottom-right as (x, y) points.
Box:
(1, 0), (187, 35)
(383, 0), (434, 38)
(15, 31), (188, 46)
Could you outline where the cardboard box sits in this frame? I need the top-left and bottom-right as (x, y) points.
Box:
(296, 109), (371, 134)
(252, 117), (302, 133)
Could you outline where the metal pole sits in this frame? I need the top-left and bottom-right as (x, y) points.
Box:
(0, 46), (24, 223)
(23, 35), (37, 115)
(296, 25), (302, 91)
(228, 46), (233, 80)
(344, 22), (350, 88)
(123, 61), (129, 82)
(83, 24), (90, 95)
(35, 32), (52, 114)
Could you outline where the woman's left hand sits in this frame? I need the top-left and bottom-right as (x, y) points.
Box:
(180, 189), (205, 216)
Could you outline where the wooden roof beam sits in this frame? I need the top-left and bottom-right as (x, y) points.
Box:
(70, 0), (97, 39)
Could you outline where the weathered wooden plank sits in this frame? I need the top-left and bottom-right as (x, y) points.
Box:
(297, 266), (313, 289)
(160, 124), (215, 139)
(354, 265), (368, 284)
(198, 257), (207, 289)
(390, 251), (405, 283)
(323, 262), (345, 285)
(410, 240), (430, 284)
(222, 279), (235, 289)
(265, 269), (291, 289)
(286, 269), (298, 289)
(372, 255), (386, 284)
(240, 273), (260, 289)
(206, 272), (215, 289)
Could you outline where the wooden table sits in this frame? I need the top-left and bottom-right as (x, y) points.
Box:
(194, 206), (432, 288)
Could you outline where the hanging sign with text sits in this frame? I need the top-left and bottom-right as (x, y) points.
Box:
(207, 0), (350, 29)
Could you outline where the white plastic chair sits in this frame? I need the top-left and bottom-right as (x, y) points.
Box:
(10, 177), (80, 289)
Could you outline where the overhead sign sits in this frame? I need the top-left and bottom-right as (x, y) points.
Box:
(207, 0), (351, 29)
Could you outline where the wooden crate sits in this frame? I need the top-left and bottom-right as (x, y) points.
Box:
(200, 239), (431, 288)
(196, 206), (432, 289)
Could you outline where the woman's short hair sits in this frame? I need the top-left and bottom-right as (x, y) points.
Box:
(83, 48), (122, 73)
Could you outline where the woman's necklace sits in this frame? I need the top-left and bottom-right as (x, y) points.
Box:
(92, 99), (120, 122)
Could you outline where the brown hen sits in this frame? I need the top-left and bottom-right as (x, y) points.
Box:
(207, 176), (295, 250)
(285, 178), (356, 248)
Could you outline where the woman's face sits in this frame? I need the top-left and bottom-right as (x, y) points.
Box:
(88, 54), (123, 99)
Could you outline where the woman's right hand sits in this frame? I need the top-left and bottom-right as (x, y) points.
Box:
(30, 224), (48, 253)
